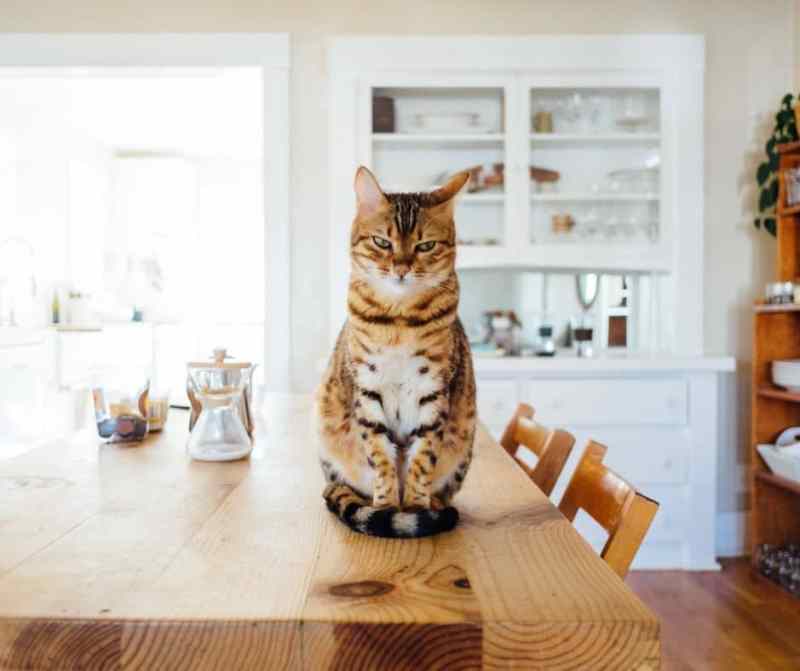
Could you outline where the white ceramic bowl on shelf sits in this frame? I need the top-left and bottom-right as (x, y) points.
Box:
(757, 444), (800, 483)
(772, 359), (800, 392)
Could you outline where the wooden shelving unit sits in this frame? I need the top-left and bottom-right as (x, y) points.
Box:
(751, 141), (800, 564)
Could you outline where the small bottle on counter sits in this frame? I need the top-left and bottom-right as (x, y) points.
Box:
(51, 289), (60, 324)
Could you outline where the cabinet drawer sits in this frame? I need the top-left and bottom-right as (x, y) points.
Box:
(523, 378), (687, 425)
(476, 379), (518, 431)
(568, 427), (689, 485)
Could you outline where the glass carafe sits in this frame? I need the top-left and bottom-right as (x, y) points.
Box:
(186, 353), (253, 461)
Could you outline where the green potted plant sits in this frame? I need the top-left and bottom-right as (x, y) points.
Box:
(755, 93), (799, 236)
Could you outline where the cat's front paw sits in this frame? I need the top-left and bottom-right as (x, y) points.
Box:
(372, 491), (400, 509)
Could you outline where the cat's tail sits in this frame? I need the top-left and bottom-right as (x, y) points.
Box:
(323, 483), (459, 538)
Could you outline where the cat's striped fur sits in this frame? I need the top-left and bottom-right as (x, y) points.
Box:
(316, 167), (476, 538)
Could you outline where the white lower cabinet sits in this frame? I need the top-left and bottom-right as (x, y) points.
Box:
(476, 364), (727, 570)
(475, 378), (519, 436)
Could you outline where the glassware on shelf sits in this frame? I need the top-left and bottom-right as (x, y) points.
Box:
(582, 95), (603, 133)
(550, 92), (583, 133)
(642, 220), (659, 242)
(581, 206), (601, 240)
(604, 204), (622, 241)
(615, 91), (651, 133)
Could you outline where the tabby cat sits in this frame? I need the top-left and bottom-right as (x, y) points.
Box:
(316, 166), (477, 538)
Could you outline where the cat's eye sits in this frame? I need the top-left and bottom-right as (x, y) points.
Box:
(415, 241), (436, 253)
(372, 236), (392, 250)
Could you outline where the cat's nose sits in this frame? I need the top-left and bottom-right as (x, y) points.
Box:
(395, 264), (411, 280)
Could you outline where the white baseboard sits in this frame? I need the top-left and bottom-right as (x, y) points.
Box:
(716, 510), (747, 557)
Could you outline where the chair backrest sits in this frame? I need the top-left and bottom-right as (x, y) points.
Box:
(558, 441), (659, 579)
(500, 403), (576, 497)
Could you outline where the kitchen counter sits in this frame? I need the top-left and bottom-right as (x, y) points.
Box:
(473, 351), (735, 374)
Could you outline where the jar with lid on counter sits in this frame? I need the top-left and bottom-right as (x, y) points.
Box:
(186, 349), (256, 462)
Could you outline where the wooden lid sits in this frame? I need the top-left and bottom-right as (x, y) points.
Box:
(187, 348), (252, 370)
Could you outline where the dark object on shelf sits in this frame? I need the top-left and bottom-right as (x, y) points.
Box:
(536, 325), (556, 357)
(462, 164), (504, 193)
(756, 544), (800, 597)
(482, 310), (522, 355)
(608, 315), (628, 347)
(552, 213), (575, 235)
(533, 111), (553, 133)
(530, 166), (560, 183)
(372, 96), (395, 133)
(574, 326), (594, 358)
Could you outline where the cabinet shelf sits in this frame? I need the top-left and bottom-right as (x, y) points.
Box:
(530, 132), (660, 144)
(758, 386), (800, 403)
(778, 203), (800, 217)
(462, 193), (504, 203)
(755, 469), (800, 497)
(530, 193), (658, 203)
(372, 132), (504, 147)
(754, 303), (800, 314)
(456, 243), (671, 273)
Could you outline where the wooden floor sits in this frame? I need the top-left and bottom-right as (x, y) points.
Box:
(629, 558), (800, 671)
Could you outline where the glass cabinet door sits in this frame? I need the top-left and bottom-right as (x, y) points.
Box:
(528, 85), (662, 248)
(367, 85), (508, 248)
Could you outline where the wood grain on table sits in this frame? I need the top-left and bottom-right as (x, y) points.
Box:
(0, 395), (659, 670)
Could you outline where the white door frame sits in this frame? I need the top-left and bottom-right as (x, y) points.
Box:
(0, 33), (291, 391)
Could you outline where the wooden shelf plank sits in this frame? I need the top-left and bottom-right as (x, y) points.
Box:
(758, 386), (800, 402)
(778, 203), (800, 217)
(778, 140), (800, 155)
(754, 303), (800, 313)
(756, 469), (800, 496)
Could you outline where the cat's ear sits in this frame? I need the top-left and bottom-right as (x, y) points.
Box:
(354, 166), (387, 217)
(429, 171), (470, 207)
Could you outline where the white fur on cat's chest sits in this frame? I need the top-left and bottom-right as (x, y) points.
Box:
(357, 345), (440, 444)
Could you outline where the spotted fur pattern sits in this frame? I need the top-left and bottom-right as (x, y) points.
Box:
(316, 168), (476, 538)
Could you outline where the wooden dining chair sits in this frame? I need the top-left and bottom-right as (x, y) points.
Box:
(499, 403), (576, 497)
(558, 441), (659, 579)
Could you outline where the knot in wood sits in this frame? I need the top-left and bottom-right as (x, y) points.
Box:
(329, 580), (394, 598)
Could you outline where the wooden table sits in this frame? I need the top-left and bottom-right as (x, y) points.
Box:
(0, 395), (659, 670)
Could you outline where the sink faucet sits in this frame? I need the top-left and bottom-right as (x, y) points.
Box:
(0, 236), (36, 327)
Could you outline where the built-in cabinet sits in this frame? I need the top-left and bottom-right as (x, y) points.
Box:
(329, 35), (704, 356)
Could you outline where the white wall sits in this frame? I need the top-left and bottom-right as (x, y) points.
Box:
(0, 1), (795, 526)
